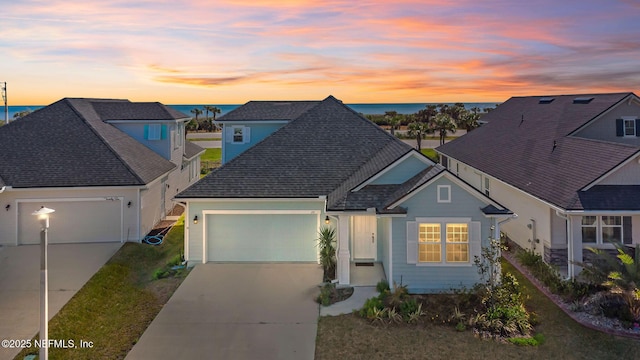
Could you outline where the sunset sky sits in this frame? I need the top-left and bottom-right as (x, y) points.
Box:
(2, 0), (639, 105)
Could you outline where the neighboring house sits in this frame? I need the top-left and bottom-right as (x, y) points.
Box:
(0, 98), (204, 245)
(437, 92), (640, 278)
(176, 96), (513, 293)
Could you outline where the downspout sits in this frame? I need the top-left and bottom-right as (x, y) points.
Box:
(0, 186), (5, 193)
(136, 188), (142, 243)
(555, 210), (572, 280)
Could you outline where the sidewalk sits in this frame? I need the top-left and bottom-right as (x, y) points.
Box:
(320, 286), (377, 316)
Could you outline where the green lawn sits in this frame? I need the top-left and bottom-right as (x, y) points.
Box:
(315, 260), (640, 360)
(200, 148), (221, 162)
(420, 148), (439, 162)
(16, 218), (189, 360)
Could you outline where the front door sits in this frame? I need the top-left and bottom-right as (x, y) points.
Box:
(353, 216), (376, 260)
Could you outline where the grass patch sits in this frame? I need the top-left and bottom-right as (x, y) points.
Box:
(200, 148), (221, 162)
(16, 217), (189, 360)
(420, 148), (439, 162)
(315, 259), (640, 360)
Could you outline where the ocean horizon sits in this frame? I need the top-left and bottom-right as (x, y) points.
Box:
(2, 102), (500, 121)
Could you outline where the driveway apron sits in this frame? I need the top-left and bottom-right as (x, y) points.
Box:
(0, 243), (122, 360)
(126, 263), (322, 360)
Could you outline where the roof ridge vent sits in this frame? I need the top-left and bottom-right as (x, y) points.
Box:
(573, 97), (594, 104)
(539, 97), (555, 104)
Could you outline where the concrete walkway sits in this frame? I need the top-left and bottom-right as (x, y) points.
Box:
(320, 286), (378, 316)
(126, 263), (322, 360)
(0, 242), (122, 360)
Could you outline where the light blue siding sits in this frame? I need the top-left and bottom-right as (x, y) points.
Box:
(222, 122), (287, 163)
(370, 154), (431, 185)
(391, 176), (491, 293)
(112, 122), (172, 159)
(207, 213), (318, 261)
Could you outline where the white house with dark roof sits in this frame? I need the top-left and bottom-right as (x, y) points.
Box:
(176, 96), (514, 292)
(437, 92), (640, 277)
(0, 98), (204, 245)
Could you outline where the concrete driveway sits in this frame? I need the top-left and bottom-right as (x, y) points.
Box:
(126, 263), (323, 360)
(0, 242), (122, 360)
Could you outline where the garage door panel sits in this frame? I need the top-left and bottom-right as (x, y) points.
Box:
(18, 200), (122, 244)
(207, 214), (318, 262)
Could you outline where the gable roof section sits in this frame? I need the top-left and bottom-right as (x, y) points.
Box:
(177, 96), (413, 199)
(437, 93), (638, 210)
(219, 100), (321, 121)
(384, 166), (512, 214)
(0, 98), (176, 188)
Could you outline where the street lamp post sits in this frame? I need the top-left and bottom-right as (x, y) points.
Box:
(32, 206), (55, 360)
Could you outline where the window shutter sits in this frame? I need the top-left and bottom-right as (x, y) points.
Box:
(225, 126), (233, 142)
(616, 118), (624, 137)
(623, 216), (632, 245)
(161, 124), (167, 139)
(144, 124), (149, 140)
(243, 126), (251, 144)
(470, 221), (482, 260)
(406, 221), (417, 264)
(636, 119), (640, 137)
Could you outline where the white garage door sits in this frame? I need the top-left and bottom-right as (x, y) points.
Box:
(18, 199), (122, 244)
(206, 213), (318, 262)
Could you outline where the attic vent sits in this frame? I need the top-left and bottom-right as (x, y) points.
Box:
(573, 97), (594, 104)
(539, 97), (555, 104)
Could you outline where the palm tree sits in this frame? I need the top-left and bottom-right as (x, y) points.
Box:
(406, 121), (430, 151)
(384, 111), (401, 136)
(210, 106), (221, 131)
(429, 113), (457, 145)
(190, 108), (203, 124)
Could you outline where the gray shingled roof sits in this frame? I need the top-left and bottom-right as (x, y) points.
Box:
(176, 96), (413, 199)
(90, 100), (189, 121)
(575, 185), (640, 210)
(0, 98), (178, 188)
(437, 93), (638, 210)
(184, 141), (205, 159)
(219, 100), (320, 121)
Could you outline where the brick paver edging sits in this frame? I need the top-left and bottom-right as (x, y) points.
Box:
(502, 251), (640, 340)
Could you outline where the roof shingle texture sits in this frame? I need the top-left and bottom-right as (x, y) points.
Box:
(437, 93), (638, 210)
(177, 96), (413, 199)
(219, 100), (320, 121)
(0, 98), (179, 188)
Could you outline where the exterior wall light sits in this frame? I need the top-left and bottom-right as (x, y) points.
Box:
(193, 215), (198, 224)
(325, 216), (330, 224)
(127, 201), (132, 208)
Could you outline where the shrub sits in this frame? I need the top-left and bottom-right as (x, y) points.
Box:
(317, 283), (334, 306)
(153, 268), (168, 280)
(359, 296), (385, 319)
(387, 282), (409, 308)
(399, 297), (419, 319)
(376, 279), (390, 293)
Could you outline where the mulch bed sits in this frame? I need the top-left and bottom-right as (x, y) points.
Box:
(502, 250), (640, 339)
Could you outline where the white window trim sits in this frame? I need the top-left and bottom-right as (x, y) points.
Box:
(623, 117), (636, 137)
(232, 126), (244, 144)
(581, 215), (625, 245)
(414, 217), (473, 267)
(437, 185), (451, 203)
